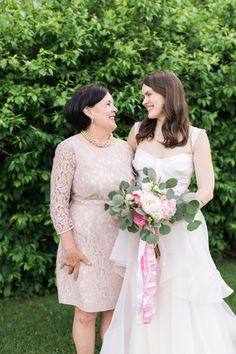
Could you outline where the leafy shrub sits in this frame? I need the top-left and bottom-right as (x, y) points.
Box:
(0, 0), (235, 296)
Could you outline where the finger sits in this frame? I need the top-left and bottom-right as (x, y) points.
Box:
(73, 265), (80, 280)
(60, 261), (66, 269)
(67, 266), (74, 274)
(80, 253), (92, 265)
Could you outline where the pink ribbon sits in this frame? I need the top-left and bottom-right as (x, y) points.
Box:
(140, 243), (157, 324)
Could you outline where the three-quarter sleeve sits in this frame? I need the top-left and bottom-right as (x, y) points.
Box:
(50, 139), (76, 235)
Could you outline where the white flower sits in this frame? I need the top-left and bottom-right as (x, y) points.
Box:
(125, 193), (134, 201)
(140, 193), (164, 219)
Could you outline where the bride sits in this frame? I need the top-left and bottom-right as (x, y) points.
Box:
(100, 71), (236, 354)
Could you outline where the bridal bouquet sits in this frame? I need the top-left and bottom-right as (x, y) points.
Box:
(105, 167), (201, 245)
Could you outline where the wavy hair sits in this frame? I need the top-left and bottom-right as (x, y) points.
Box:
(136, 71), (190, 148)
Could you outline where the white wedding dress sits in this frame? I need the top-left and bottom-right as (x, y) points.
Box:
(100, 126), (236, 354)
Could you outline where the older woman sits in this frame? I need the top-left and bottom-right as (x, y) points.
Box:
(50, 84), (133, 354)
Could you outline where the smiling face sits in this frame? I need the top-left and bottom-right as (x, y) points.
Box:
(84, 92), (118, 132)
(141, 84), (165, 121)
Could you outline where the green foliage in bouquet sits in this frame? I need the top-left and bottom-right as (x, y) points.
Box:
(105, 168), (201, 245)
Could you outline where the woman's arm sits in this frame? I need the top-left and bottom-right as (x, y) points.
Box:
(193, 130), (215, 207)
(127, 124), (138, 152)
(50, 140), (91, 279)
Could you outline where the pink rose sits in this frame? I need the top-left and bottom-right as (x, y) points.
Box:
(160, 196), (176, 218)
(133, 210), (147, 228)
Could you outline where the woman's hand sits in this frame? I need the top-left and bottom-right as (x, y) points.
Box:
(61, 248), (92, 280)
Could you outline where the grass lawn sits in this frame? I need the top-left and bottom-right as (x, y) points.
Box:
(0, 258), (235, 354)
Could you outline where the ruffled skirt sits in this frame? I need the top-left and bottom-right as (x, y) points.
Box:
(100, 211), (236, 354)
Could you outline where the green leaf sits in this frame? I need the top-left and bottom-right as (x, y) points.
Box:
(159, 224), (171, 235)
(143, 167), (149, 175)
(166, 178), (177, 188)
(146, 232), (158, 244)
(166, 189), (175, 199)
(120, 218), (129, 230)
(183, 212), (195, 223)
(140, 228), (150, 240)
(119, 180), (130, 191)
(174, 208), (184, 221)
(112, 194), (125, 206)
(121, 208), (131, 217)
(158, 182), (166, 190)
(148, 168), (156, 182)
(186, 200), (200, 215)
(128, 224), (139, 233)
(108, 191), (116, 199)
(187, 220), (202, 231)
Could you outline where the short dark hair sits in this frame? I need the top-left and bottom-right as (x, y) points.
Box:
(63, 84), (108, 130)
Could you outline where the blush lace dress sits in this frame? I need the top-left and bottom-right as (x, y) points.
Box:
(50, 136), (133, 312)
(100, 125), (236, 354)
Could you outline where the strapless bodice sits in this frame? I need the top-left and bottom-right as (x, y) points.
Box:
(133, 148), (194, 194)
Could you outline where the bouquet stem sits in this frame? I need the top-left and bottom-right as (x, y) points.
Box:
(154, 243), (160, 258)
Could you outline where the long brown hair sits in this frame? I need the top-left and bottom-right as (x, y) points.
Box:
(136, 71), (190, 148)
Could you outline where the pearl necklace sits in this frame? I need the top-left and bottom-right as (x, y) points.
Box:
(81, 130), (113, 148)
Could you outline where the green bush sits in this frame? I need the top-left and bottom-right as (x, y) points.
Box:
(0, 0), (235, 296)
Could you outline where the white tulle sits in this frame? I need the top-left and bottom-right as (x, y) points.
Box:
(100, 127), (236, 354)
(101, 218), (236, 354)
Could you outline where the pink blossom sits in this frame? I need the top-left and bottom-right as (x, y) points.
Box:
(132, 193), (142, 207)
(133, 210), (147, 228)
(160, 196), (176, 218)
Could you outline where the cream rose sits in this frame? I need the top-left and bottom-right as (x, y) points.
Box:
(140, 193), (164, 219)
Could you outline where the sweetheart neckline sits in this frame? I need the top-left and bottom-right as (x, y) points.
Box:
(136, 148), (192, 161)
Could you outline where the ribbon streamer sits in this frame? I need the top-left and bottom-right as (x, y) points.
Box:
(136, 240), (157, 324)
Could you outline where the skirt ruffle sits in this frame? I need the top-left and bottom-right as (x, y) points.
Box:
(100, 212), (236, 354)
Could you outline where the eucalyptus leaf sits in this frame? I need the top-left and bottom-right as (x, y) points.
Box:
(148, 168), (157, 182)
(120, 218), (129, 230)
(166, 178), (177, 188)
(108, 191), (116, 199)
(111, 206), (121, 214)
(143, 167), (149, 175)
(119, 180), (130, 191)
(186, 200), (200, 215)
(159, 224), (171, 235)
(127, 212), (134, 223)
(183, 212), (195, 223)
(146, 232), (158, 244)
(174, 209), (184, 221)
(127, 186), (141, 194)
(166, 189), (175, 199)
(158, 182), (166, 190)
(128, 225), (139, 233)
(187, 220), (202, 231)
(121, 208), (131, 217)
(112, 194), (125, 206)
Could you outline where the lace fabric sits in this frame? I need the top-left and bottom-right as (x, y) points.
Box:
(50, 136), (134, 311)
